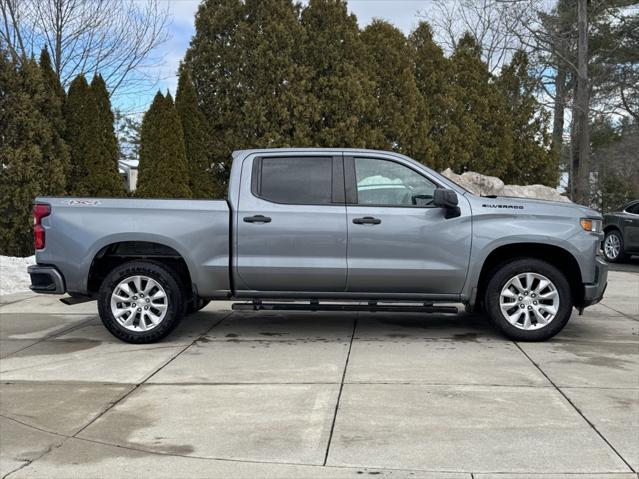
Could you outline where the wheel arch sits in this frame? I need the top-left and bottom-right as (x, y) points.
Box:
(474, 242), (583, 310)
(87, 240), (194, 298)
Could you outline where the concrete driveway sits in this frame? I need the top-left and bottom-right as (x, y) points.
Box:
(1, 271), (637, 478)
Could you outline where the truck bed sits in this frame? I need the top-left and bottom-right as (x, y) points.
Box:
(34, 197), (231, 297)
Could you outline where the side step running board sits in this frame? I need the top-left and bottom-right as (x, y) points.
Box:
(232, 302), (458, 314)
(60, 296), (94, 305)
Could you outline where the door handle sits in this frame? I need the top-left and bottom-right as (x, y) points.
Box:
(352, 216), (381, 225)
(243, 215), (271, 223)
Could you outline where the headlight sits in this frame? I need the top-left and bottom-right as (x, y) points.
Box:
(580, 218), (603, 233)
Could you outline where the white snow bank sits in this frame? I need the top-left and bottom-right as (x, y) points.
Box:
(0, 255), (35, 296)
(441, 168), (571, 203)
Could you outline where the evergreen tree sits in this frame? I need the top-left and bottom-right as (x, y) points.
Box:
(441, 33), (513, 177)
(236, 0), (313, 146)
(39, 48), (66, 102)
(175, 68), (217, 198)
(184, 0), (250, 188)
(136, 92), (191, 198)
(64, 74), (124, 196)
(300, 0), (377, 147)
(90, 74), (126, 196)
(591, 117), (639, 211)
(0, 51), (58, 255)
(64, 74), (97, 195)
(497, 50), (557, 186)
(184, 0), (313, 189)
(23, 49), (69, 196)
(361, 20), (423, 154)
(38, 47), (69, 195)
(409, 22), (453, 171)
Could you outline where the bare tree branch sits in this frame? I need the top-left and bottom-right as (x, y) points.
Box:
(1, 0), (169, 105)
(0, 0), (28, 62)
(419, 0), (527, 74)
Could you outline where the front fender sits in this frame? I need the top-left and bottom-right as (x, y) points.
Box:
(462, 224), (601, 302)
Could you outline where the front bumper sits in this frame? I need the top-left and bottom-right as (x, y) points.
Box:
(582, 256), (608, 307)
(28, 265), (66, 294)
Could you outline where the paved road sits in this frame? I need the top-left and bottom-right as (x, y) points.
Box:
(1, 271), (637, 478)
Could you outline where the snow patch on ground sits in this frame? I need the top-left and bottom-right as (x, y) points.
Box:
(0, 255), (35, 296)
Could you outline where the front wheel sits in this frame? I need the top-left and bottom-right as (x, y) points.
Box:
(485, 258), (573, 341)
(98, 260), (185, 343)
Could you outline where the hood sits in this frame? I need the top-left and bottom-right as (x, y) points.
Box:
(474, 195), (602, 219)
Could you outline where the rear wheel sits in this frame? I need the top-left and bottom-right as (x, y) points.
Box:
(98, 260), (184, 343)
(485, 258), (573, 341)
(603, 230), (626, 263)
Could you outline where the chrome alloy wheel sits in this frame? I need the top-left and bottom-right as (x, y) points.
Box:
(110, 275), (168, 332)
(604, 233), (621, 260)
(499, 272), (559, 330)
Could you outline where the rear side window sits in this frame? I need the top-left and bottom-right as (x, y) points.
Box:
(255, 156), (333, 204)
(625, 202), (639, 214)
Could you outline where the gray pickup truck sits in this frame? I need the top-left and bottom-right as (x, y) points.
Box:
(29, 148), (608, 343)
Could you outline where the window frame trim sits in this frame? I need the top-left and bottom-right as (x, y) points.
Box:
(250, 155), (345, 206)
(344, 155), (444, 209)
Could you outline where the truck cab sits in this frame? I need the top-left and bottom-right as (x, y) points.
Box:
(231, 150), (471, 298)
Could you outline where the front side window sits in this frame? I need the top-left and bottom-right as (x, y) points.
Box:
(257, 156), (333, 204)
(354, 158), (437, 207)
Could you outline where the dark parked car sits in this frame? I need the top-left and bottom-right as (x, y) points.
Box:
(603, 200), (639, 262)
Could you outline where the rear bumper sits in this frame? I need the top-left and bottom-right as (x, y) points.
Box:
(582, 256), (608, 307)
(28, 265), (66, 294)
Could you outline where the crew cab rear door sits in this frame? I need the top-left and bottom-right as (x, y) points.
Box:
(344, 154), (472, 295)
(235, 153), (347, 293)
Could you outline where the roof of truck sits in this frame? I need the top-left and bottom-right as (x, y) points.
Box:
(232, 147), (404, 158)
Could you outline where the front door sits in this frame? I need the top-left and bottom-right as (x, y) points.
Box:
(622, 202), (639, 251)
(345, 156), (472, 295)
(235, 154), (348, 293)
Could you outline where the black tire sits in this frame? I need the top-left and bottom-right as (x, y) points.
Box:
(603, 230), (627, 263)
(484, 258), (573, 341)
(186, 297), (210, 314)
(98, 260), (184, 343)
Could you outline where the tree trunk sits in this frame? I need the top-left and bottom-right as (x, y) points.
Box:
(54, 0), (63, 77)
(573, 0), (590, 205)
(552, 66), (566, 158)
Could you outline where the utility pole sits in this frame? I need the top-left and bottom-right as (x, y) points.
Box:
(572, 0), (590, 205)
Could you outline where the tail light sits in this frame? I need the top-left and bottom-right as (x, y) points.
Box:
(33, 204), (50, 250)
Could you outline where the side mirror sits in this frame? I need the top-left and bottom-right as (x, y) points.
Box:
(433, 188), (458, 207)
(433, 189), (461, 218)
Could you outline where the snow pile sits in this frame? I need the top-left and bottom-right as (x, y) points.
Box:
(441, 169), (571, 203)
(0, 255), (35, 296)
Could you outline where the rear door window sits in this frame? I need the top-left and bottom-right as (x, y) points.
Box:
(255, 156), (334, 205)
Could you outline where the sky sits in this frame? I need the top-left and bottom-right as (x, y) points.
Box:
(123, 0), (433, 112)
